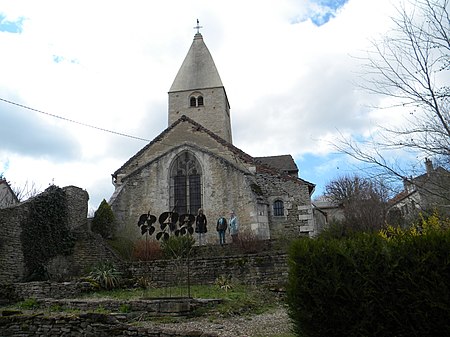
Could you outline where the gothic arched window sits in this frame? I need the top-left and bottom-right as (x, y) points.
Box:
(273, 200), (284, 216)
(197, 96), (204, 106)
(170, 151), (202, 215)
(190, 96), (197, 107)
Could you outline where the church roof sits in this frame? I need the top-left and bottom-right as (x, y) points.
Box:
(113, 115), (315, 194)
(169, 33), (224, 92)
(255, 155), (299, 175)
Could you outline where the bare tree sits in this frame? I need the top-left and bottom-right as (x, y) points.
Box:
(12, 180), (41, 202)
(324, 175), (390, 232)
(337, 0), (449, 200)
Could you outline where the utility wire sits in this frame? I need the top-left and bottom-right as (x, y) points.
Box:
(0, 97), (151, 142)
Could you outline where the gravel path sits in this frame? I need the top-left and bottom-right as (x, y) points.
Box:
(141, 306), (293, 337)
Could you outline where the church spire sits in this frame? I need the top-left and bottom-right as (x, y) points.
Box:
(169, 30), (224, 93)
(168, 25), (232, 143)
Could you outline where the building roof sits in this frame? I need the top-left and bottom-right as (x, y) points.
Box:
(255, 155), (299, 175)
(169, 33), (224, 92)
(113, 115), (315, 194)
(0, 178), (19, 206)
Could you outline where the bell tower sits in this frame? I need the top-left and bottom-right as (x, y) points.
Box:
(168, 27), (232, 143)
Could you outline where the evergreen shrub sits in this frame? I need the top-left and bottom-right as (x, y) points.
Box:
(287, 231), (450, 337)
(91, 199), (116, 239)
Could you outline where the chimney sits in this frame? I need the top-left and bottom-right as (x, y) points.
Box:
(425, 158), (433, 175)
(403, 177), (413, 193)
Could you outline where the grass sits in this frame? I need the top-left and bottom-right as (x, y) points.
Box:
(78, 284), (282, 318)
(5, 284), (285, 326)
(3, 285), (289, 336)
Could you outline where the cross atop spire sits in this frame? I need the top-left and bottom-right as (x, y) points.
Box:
(193, 19), (202, 34)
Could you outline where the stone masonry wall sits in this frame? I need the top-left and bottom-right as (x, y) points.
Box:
(129, 251), (289, 288)
(169, 87), (232, 143)
(4, 281), (94, 302)
(0, 313), (217, 337)
(0, 186), (89, 285)
(0, 186), (125, 285)
(112, 143), (259, 242)
(255, 173), (314, 239)
(0, 205), (25, 286)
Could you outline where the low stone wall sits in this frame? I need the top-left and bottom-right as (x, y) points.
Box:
(6, 281), (94, 301)
(130, 251), (289, 288)
(1, 250), (288, 304)
(37, 298), (221, 316)
(0, 312), (217, 337)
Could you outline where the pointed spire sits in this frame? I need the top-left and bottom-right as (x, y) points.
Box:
(169, 30), (224, 92)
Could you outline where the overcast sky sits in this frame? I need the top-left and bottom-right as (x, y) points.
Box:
(0, 0), (404, 211)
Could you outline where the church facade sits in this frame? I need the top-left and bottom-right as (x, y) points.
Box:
(109, 32), (315, 243)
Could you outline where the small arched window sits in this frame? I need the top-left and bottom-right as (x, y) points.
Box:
(274, 200), (284, 216)
(190, 97), (197, 107)
(197, 96), (204, 106)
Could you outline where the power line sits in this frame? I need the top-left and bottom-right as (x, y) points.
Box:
(0, 97), (151, 142)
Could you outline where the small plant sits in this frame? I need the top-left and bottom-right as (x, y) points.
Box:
(49, 304), (63, 312)
(160, 235), (195, 259)
(119, 303), (131, 313)
(94, 305), (109, 314)
(19, 298), (39, 310)
(87, 261), (122, 290)
(136, 275), (154, 298)
(215, 275), (233, 292)
(136, 275), (153, 289)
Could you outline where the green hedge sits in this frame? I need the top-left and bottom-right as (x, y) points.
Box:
(287, 232), (450, 337)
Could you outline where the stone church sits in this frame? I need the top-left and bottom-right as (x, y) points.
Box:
(109, 31), (315, 243)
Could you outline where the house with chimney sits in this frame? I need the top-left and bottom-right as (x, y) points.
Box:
(388, 158), (450, 224)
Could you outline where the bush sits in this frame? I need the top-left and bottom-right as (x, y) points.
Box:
(87, 262), (122, 290)
(287, 231), (450, 337)
(317, 220), (357, 239)
(91, 199), (116, 239)
(160, 235), (195, 259)
(133, 239), (163, 261)
(235, 229), (265, 254)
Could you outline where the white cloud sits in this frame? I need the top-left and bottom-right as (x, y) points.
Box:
(0, 0), (406, 208)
